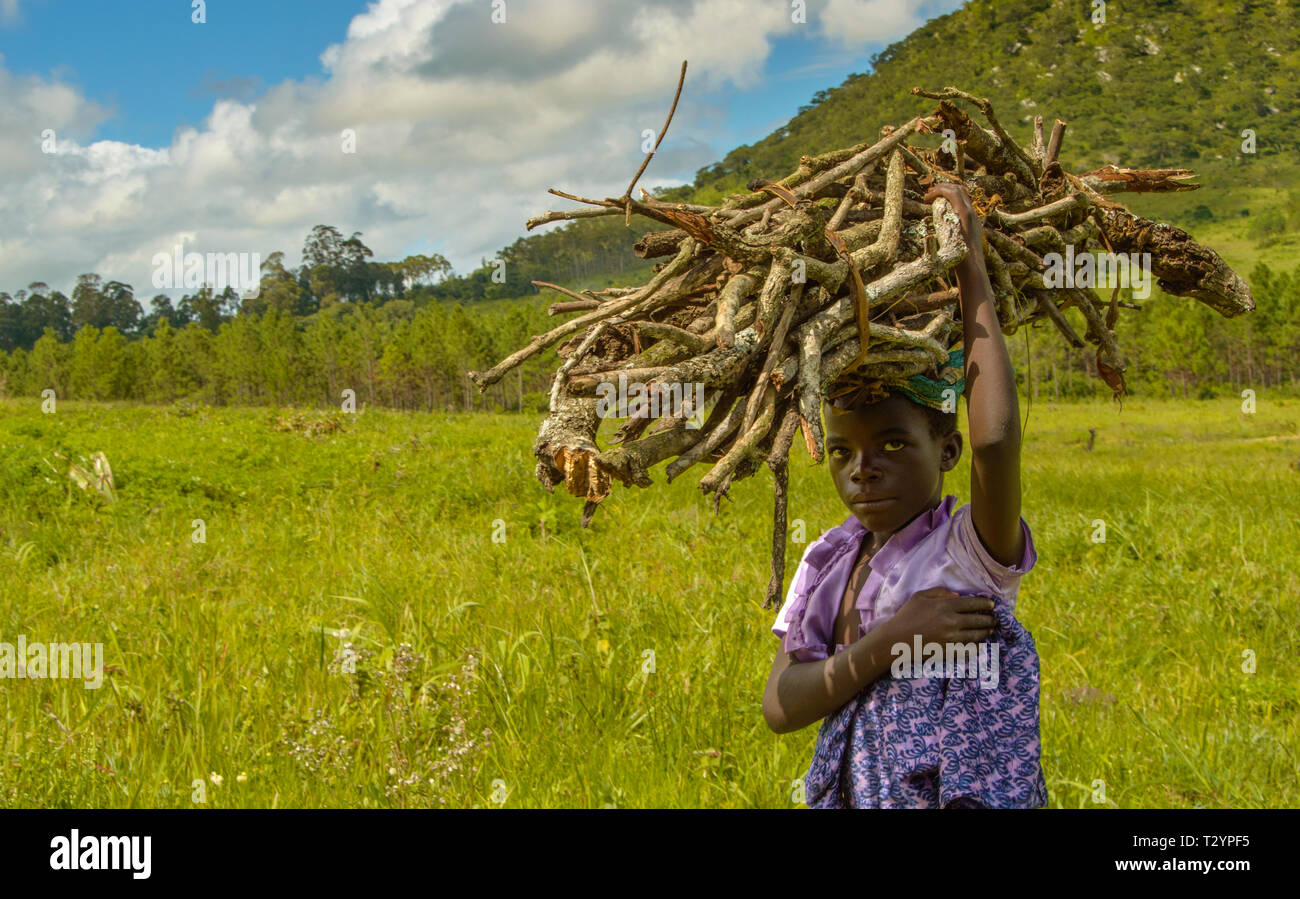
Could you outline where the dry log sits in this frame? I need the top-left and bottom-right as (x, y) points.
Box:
(634, 229), (688, 259)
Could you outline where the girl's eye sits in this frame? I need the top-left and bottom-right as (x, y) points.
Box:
(884, 440), (905, 451)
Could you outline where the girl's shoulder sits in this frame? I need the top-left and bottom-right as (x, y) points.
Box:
(792, 516), (861, 571)
(943, 498), (1038, 594)
(774, 517), (862, 640)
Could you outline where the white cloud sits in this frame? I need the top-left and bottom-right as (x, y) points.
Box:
(816, 0), (965, 49)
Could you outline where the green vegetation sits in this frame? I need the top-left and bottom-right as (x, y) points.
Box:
(1, 396), (1296, 807)
(2, 258), (1296, 410)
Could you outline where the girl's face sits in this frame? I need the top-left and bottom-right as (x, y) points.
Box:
(824, 395), (962, 538)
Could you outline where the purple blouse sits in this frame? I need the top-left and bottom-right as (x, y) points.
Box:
(772, 495), (1048, 808)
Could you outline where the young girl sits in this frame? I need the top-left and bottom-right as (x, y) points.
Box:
(761, 183), (1047, 809)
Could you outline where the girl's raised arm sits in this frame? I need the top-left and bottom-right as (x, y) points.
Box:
(924, 184), (1026, 569)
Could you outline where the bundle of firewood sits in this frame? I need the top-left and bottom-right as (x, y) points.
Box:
(469, 72), (1253, 607)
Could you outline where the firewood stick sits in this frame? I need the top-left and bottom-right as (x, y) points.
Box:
(1043, 119), (1067, 170)
(755, 258), (793, 341)
(827, 172), (867, 232)
(767, 401), (802, 468)
(699, 371), (783, 495)
(991, 193), (1089, 227)
(850, 150), (907, 271)
(742, 207), (773, 239)
(620, 60), (689, 221)
(635, 321), (713, 355)
(764, 405), (798, 609)
(1062, 286), (1124, 369)
(875, 287), (960, 317)
(914, 87), (1038, 185)
(1078, 166), (1199, 194)
(526, 205), (627, 231)
(1092, 206), (1254, 317)
(633, 229), (687, 259)
(741, 294), (799, 437)
(550, 318), (619, 412)
(896, 144), (933, 180)
(715, 269), (763, 349)
(469, 237), (697, 390)
(665, 396), (746, 481)
(823, 341), (936, 382)
(534, 280), (602, 306)
(1027, 289), (1086, 347)
(548, 299), (602, 315)
(985, 228), (1046, 272)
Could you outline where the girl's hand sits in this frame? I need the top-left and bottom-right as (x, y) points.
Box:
(923, 183), (981, 243)
(923, 183), (986, 274)
(882, 587), (996, 647)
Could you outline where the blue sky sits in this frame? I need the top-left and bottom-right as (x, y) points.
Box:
(2, 1), (360, 148)
(2, 1), (901, 164)
(0, 0), (967, 297)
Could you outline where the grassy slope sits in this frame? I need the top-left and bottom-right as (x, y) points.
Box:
(460, 0), (1300, 319)
(2, 397), (1297, 807)
(654, 0), (1300, 279)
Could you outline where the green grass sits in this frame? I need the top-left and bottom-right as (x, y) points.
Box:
(1, 393), (1297, 808)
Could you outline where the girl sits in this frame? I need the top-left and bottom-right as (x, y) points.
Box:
(761, 183), (1046, 808)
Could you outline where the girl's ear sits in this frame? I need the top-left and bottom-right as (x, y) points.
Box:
(941, 431), (963, 471)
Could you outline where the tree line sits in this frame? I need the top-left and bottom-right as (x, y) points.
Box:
(0, 297), (563, 412)
(0, 217), (1296, 411)
(0, 217), (647, 354)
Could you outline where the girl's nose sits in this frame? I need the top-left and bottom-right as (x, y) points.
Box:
(851, 453), (883, 479)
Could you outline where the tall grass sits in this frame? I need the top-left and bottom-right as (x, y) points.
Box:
(0, 393), (1296, 807)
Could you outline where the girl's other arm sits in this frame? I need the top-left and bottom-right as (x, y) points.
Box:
(762, 625), (899, 734)
(763, 588), (996, 734)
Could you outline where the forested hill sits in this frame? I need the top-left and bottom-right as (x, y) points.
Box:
(467, 0), (1300, 297)
(660, 0), (1298, 214)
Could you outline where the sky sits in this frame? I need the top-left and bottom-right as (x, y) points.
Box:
(0, 0), (966, 302)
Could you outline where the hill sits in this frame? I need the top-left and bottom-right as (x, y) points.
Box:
(650, 0), (1299, 270)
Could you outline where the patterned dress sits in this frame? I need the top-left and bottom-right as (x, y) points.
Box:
(772, 495), (1047, 808)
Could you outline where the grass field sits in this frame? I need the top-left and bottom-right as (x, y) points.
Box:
(1, 393), (1297, 808)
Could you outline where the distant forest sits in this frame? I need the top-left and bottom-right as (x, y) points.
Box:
(1, 221), (1294, 411)
(0, 219), (655, 412)
(0, 218), (648, 350)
